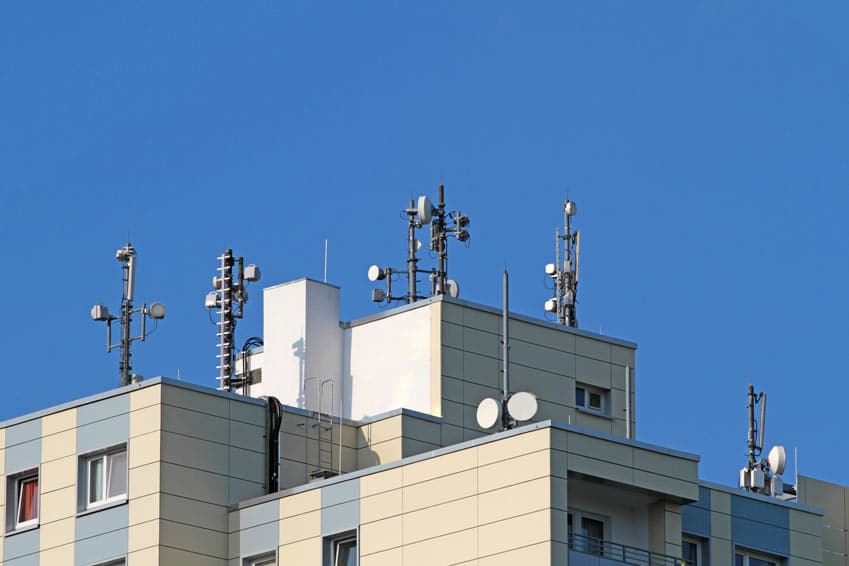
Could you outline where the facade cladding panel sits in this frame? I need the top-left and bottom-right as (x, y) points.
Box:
(0, 294), (833, 565)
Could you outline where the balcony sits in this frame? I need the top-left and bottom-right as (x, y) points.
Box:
(568, 533), (686, 566)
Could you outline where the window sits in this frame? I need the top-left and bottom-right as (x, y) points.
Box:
(244, 552), (276, 566)
(324, 531), (357, 566)
(82, 446), (128, 510)
(683, 536), (708, 566)
(567, 510), (607, 557)
(575, 383), (607, 413)
(735, 549), (781, 566)
(9, 470), (39, 530)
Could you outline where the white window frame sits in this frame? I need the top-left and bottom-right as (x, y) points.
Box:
(575, 383), (608, 414)
(11, 470), (40, 530)
(324, 530), (358, 566)
(567, 509), (609, 556)
(735, 547), (782, 566)
(243, 551), (276, 566)
(83, 445), (128, 510)
(682, 535), (705, 566)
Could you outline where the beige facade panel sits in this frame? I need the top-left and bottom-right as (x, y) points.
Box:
(360, 515), (402, 556)
(360, 488), (402, 524)
(404, 468), (476, 512)
(403, 446), (477, 486)
(40, 454), (75, 493)
(131, 429), (162, 469)
(479, 450), (550, 493)
(127, 546), (159, 566)
(279, 509), (321, 545)
(358, 436), (402, 468)
(129, 461), (161, 499)
(41, 408), (76, 437)
(279, 487), (321, 519)
(131, 404), (163, 437)
(402, 495), (478, 545)
(478, 428), (549, 466)
(39, 515), (75, 550)
(361, 467), (403, 497)
(131, 383), (162, 411)
(278, 536), (321, 564)
(479, 540), (552, 566)
(359, 415), (402, 448)
(40, 484), (75, 524)
(402, 527), (478, 566)
(39, 543), (74, 564)
(478, 476), (551, 524)
(130, 493), (161, 526)
(478, 508), (551, 555)
(128, 518), (160, 553)
(360, 546), (403, 566)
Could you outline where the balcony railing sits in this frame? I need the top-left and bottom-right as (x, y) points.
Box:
(568, 533), (687, 566)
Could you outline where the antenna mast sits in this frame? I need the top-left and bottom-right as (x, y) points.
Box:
(545, 199), (580, 327)
(91, 242), (166, 387)
(205, 249), (261, 392)
(368, 184), (470, 305)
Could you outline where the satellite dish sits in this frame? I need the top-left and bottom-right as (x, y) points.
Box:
(417, 195), (433, 224)
(507, 391), (538, 422)
(768, 445), (787, 475)
(476, 397), (500, 429)
(445, 279), (460, 298)
(367, 265), (384, 282)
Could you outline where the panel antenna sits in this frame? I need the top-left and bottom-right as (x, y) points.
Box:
(544, 199), (580, 327)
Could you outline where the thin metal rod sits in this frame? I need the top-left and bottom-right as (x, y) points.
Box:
(758, 393), (767, 451)
(625, 365), (632, 439)
(502, 270), (510, 430)
(324, 239), (328, 283)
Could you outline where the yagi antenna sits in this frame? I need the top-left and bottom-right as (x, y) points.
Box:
(544, 198), (580, 327)
(204, 249), (261, 392)
(368, 183), (470, 305)
(91, 242), (166, 387)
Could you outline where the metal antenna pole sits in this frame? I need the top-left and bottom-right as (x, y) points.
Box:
(501, 270), (511, 430)
(406, 199), (418, 303)
(434, 183), (447, 295)
(747, 384), (757, 470)
(216, 250), (235, 390)
(118, 243), (136, 386)
(555, 227), (564, 325)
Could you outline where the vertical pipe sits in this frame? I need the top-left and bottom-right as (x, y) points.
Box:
(324, 239), (328, 283)
(502, 270), (510, 430)
(625, 365), (632, 439)
(758, 393), (767, 452)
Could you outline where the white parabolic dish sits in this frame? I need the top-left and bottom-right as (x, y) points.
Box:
(476, 397), (500, 430)
(507, 391), (538, 422)
(768, 445), (786, 475)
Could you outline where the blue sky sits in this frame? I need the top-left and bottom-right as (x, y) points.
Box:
(1, 2), (847, 486)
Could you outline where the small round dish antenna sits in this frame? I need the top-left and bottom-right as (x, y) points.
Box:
(367, 265), (385, 282)
(445, 279), (460, 298)
(507, 391), (538, 422)
(767, 445), (787, 475)
(417, 195), (433, 224)
(476, 397), (500, 429)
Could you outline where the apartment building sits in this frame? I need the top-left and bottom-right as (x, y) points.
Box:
(0, 277), (837, 565)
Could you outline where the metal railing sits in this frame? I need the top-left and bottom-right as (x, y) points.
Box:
(568, 533), (687, 566)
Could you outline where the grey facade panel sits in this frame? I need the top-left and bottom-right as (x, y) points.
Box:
(683, 485), (712, 537)
(74, 528), (128, 566)
(76, 413), (130, 455)
(731, 494), (790, 529)
(731, 518), (790, 557)
(3, 556), (39, 566)
(3, 528), (40, 562)
(322, 499), (359, 536)
(4, 439), (41, 474)
(322, 479), (360, 508)
(76, 395), (130, 427)
(4, 420), (42, 447)
(238, 501), (279, 531)
(239, 522), (279, 560)
(75, 504), (129, 541)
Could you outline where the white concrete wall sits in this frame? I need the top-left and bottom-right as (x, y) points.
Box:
(259, 279), (343, 414)
(344, 305), (434, 420)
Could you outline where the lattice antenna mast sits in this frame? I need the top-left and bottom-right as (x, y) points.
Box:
(205, 249), (261, 391)
(368, 184), (470, 304)
(91, 243), (166, 387)
(544, 200), (580, 327)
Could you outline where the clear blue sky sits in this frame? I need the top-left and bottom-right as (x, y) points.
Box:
(2, 2), (847, 486)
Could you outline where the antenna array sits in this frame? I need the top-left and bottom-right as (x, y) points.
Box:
(91, 242), (166, 387)
(368, 183), (470, 304)
(205, 249), (261, 392)
(739, 384), (788, 497)
(544, 199), (580, 327)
